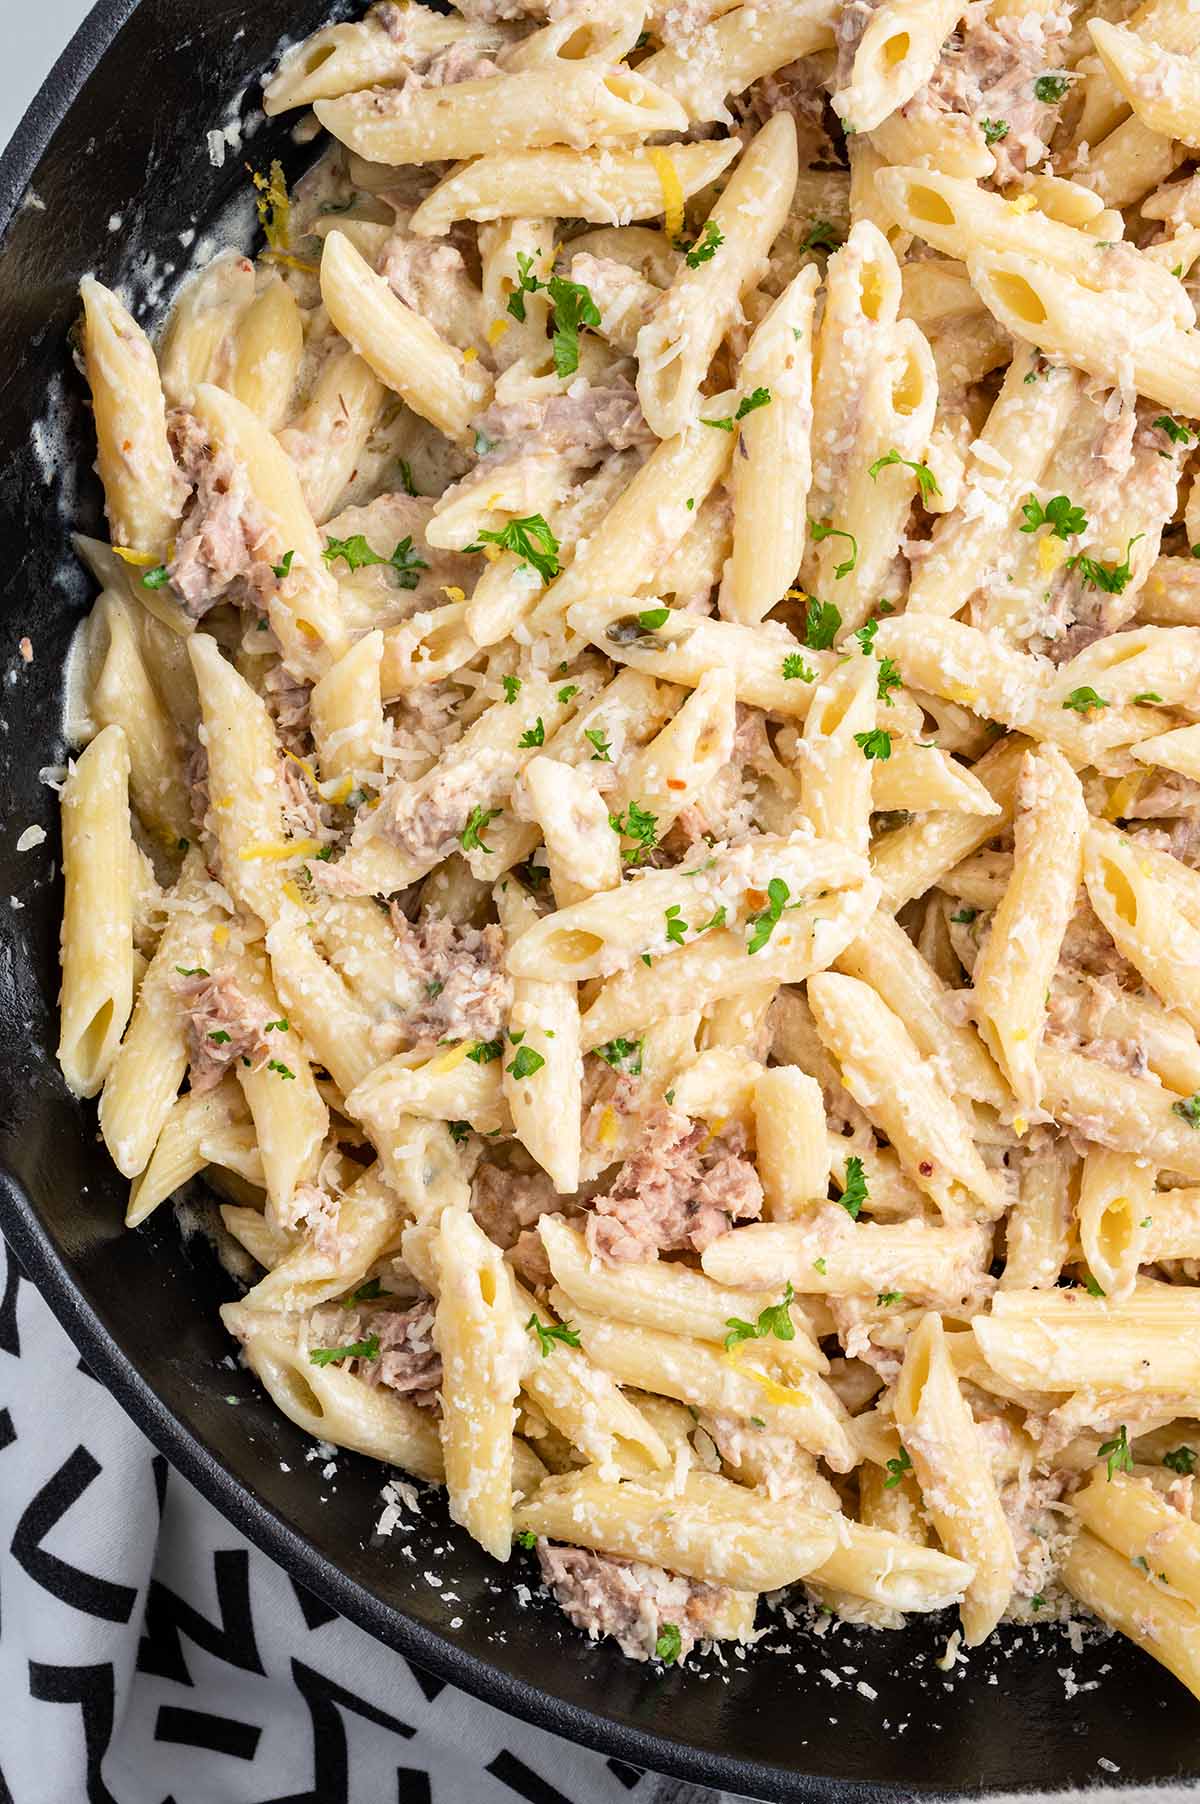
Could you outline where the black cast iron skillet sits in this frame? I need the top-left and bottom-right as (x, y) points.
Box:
(1, 4), (1198, 1794)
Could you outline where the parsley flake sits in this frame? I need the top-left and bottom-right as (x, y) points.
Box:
(460, 804), (501, 853)
(868, 448), (941, 501)
(655, 1624), (683, 1664)
(782, 653), (817, 681)
(1033, 72), (1071, 102)
(518, 718), (545, 749)
(272, 549), (295, 580)
(1020, 494), (1087, 540)
(1098, 1424), (1133, 1481)
(809, 519), (858, 579)
(310, 1335), (380, 1367)
(724, 1282), (796, 1350)
(854, 728), (893, 760)
(609, 801), (659, 864)
(1067, 534), (1143, 594)
(502, 675), (522, 704)
(526, 1312), (581, 1356)
(803, 597), (841, 650)
(585, 728), (612, 762)
(884, 1448), (913, 1488)
(1164, 1446), (1197, 1474)
(478, 514), (560, 585)
(1061, 687), (1109, 715)
(798, 220), (845, 256)
(980, 118), (1009, 144)
(508, 1045), (546, 1080)
(684, 220), (724, 267)
(594, 1037), (644, 1075)
(747, 877), (790, 955)
(467, 1039), (504, 1065)
(840, 1156), (868, 1219)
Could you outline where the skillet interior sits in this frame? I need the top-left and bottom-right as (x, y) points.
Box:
(0, 3), (1198, 1793)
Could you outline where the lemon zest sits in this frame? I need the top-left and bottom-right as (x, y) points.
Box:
(213, 924), (230, 948)
(462, 346), (478, 364)
(251, 159), (291, 250)
(487, 317), (511, 346)
(441, 585), (466, 603)
(237, 838), (323, 862)
(261, 250), (318, 275)
(597, 1105), (619, 1147)
(282, 879), (305, 905)
(1037, 534), (1069, 576)
(112, 545), (159, 567)
(1104, 771), (1145, 823)
(285, 750), (320, 788)
(724, 1347), (808, 1409)
(295, 618), (321, 642)
(1012, 1115), (1028, 1137)
(648, 148), (685, 241)
(1007, 193), (1037, 216)
(428, 1042), (471, 1075)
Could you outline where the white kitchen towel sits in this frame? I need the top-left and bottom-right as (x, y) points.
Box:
(1, 1231), (1196, 1804)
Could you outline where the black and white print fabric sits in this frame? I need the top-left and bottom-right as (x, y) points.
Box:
(2, 1234), (1194, 1804)
(0, 1235), (726, 1804)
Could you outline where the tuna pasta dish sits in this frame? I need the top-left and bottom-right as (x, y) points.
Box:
(54, 0), (1200, 1682)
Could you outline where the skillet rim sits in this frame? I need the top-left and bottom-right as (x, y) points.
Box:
(0, 7), (1188, 1798)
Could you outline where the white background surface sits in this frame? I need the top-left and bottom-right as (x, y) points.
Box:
(3, 0), (96, 151)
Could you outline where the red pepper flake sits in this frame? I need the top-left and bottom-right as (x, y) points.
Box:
(666, 777), (686, 791)
(919, 1160), (934, 1177)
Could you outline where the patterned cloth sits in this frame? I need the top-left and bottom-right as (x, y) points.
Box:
(0, 1235), (724, 1804)
(4, 1233), (1197, 1804)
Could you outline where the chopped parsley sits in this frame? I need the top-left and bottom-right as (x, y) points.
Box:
(684, 220), (724, 267)
(508, 1045), (546, 1080)
(546, 274), (602, 377)
(341, 1277), (385, 1308)
(665, 904), (687, 946)
(696, 905), (727, 933)
(1020, 493), (1087, 540)
(840, 1156), (868, 1220)
(517, 1529), (538, 1550)
(526, 1312), (581, 1356)
(609, 801), (659, 864)
(877, 655), (903, 706)
(701, 387), (772, 431)
(310, 1335), (380, 1367)
(265, 1018), (289, 1033)
(1098, 1424), (1133, 1481)
(803, 597), (841, 650)
(868, 448), (941, 502)
(447, 1120), (471, 1143)
(1030, 1594), (1047, 1610)
(813, 1257), (827, 1275)
(474, 428), (494, 457)
(855, 619), (880, 654)
(637, 606), (670, 632)
(1067, 534), (1143, 594)
(1164, 1446), (1197, 1474)
(467, 1038), (504, 1064)
(322, 534), (428, 588)
(208, 1030), (231, 1045)
(1154, 415), (1194, 446)
(782, 653), (817, 681)
(980, 118), (1009, 145)
(854, 728), (893, 760)
(398, 459), (417, 497)
(655, 1623), (683, 1664)
(505, 260), (601, 375)
(798, 219), (845, 256)
(478, 513), (560, 585)
(877, 1290), (905, 1307)
(1134, 692), (1163, 704)
(175, 964), (208, 977)
(594, 1037), (644, 1075)
(267, 1059), (295, 1079)
(272, 550), (295, 580)
(460, 804), (501, 853)
(557, 684), (578, 703)
(809, 519), (858, 579)
(1033, 72), (1071, 102)
(724, 1282), (796, 1350)
(1061, 687), (1109, 715)
(746, 877), (790, 955)
(1173, 1092), (1200, 1127)
(951, 907), (978, 924)
(585, 728), (612, 762)
(518, 717), (546, 749)
(142, 565), (170, 589)
(502, 675), (522, 704)
(884, 1447), (912, 1488)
